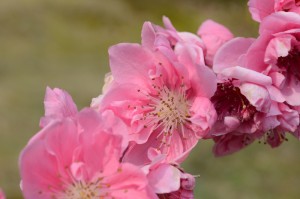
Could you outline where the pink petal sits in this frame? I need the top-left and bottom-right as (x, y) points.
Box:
(239, 83), (271, 113)
(197, 19), (233, 43)
(19, 140), (62, 198)
(162, 16), (177, 31)
(197, 19), (234, 65)
(98, 83), (144, 112)
(213, 38), (255, 73)
(220, 66), (272, 86)
(259, 12), (300, 35)
(166, 129), (198, 163)
(224, 116), (240, 132)
(281, 75), (300, 106)
(248, 0), (275, 22)
(264, 35), (293, 64)
(189, 97), (217, 137)
(76, 109), (124, 176)
(122, 141), (153, 166)
(244, 34), (271, 72)
(266, 85), (285, 102)
(43, 120), (80, 174)
(175, 43), (217, 98)
(40, 87), (78, 127)
(261, 115), (280, 131)
(142, 22), (156, 49)
(147, 164), (181, 194)
(109, 43), (155, 86)
(274, 0), (295, 11)
(107, 163), (152, 199)
(178, 32), (205, 50)
(269, 72), (286, 88)
(278, 103), (299, 132)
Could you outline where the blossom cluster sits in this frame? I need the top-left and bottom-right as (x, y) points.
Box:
(15, 0), (300, 198)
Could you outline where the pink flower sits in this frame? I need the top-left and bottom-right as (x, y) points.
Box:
(40, 87), (78, 128)
(19, 108), (154, 199)
(244, 12), (300, 138)
(207, 73), (273, 155)
(210, 12), (300, 154)
(248, 0), (300, 22)
(211, 39), (277, 154)
(247, 12), (300, 107)
(96, 19), (217, 163)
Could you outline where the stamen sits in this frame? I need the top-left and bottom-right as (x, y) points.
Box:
(43, 166), (125, 199)
(136, 74), (191, 152)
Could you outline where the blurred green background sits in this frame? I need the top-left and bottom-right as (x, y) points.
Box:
(1, 0), (300, 198)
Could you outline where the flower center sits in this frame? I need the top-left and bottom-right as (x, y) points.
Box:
(259, 130), (288, 146)
(152, 86), (190, 128)
(63, 182), (98, 199)
(41, 170), (112, 199)
(211, 81), (256, 122)
(136, 75), (191, 151)
(53, 177), (112, 199)
(277, 47), (300, 81)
